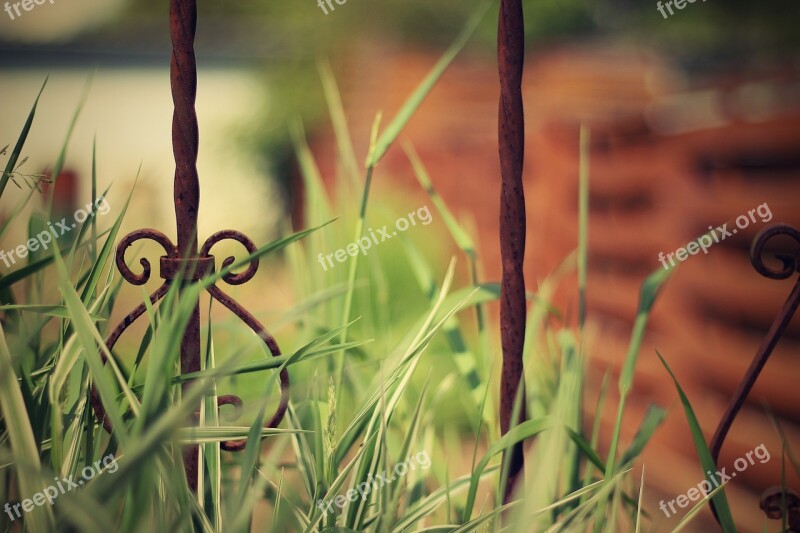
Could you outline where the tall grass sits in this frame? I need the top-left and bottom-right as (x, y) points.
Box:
(0, 7), (732, 532)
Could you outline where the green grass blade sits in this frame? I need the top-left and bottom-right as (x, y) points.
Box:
(90, 135), (98, 264)
(0, 227), (112, 290)
(0, 187), (36, 242)
(578, 125), (589, 329)
(404, 143), (475, 255)
(53, 245), (134, 446)
(291, 121), (333, 231)
(334, 113), (380, 392)
(594, 267), (671, 529)
(390, 466), (499, 533)
(635, 466), (644, 533)
(403, 240), (485, 417)
(671, 479), (730, 533)
(605, 267), (672, 474)
(286, 401), (320, 508)
(0, 77), (47, 198)
(618, 405), (666, 466)
(379, 375), (430, 530)
(45, 73), (92, 214)
(0, 304), (104, 321)
(202, 326), (222, 530)
(580, 371), (609, 503)
(566, 428), (605, 472)
(370, 1), (490, 166)
(319, 59), (360, 192)
(0, 324), (55, 531)
(176, 427), (303, 444)
(464, 417), (552, 522)
(657, 351), (736, 532)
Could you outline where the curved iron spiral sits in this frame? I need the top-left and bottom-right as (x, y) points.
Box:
(89, 229), (289, 455)
(200, 231), (290, 452)
(90, 230), (176, 432)
(709, 224), (800, 526)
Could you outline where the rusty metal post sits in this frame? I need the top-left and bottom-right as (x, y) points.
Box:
(90, 0), (289, 493)
(497, 0), (527, 503)
(169, 0), (203, 489)
(709, 224), (800, 527)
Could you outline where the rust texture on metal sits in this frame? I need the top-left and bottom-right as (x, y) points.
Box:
(497, 0), (527, 502)
(169, 0), (203, 488)
(89, 0), (289, 490)
(709, 224), (800, 526)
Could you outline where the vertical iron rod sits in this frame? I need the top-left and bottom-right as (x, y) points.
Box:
(498, 0), (527, 503)
(170, 0), (201, 491)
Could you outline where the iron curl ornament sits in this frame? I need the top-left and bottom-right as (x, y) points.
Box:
(89, 0), (289, 490)
(709, 223), (800, 529)
(89, 231), (290, 452)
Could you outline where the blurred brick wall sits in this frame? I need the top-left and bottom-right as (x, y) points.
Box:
(309, 42), (800, 531)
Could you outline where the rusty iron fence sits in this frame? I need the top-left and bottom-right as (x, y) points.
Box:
(88, 0), (289, 491)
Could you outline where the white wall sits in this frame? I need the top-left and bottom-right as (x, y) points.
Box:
(0, 67), (284, 249)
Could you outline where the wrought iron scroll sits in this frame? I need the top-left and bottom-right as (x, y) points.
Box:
(89, 0), (289, 491)
(709, 224), (800, 530)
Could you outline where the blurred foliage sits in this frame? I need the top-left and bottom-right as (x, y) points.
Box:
(118, 0), (799, 55)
